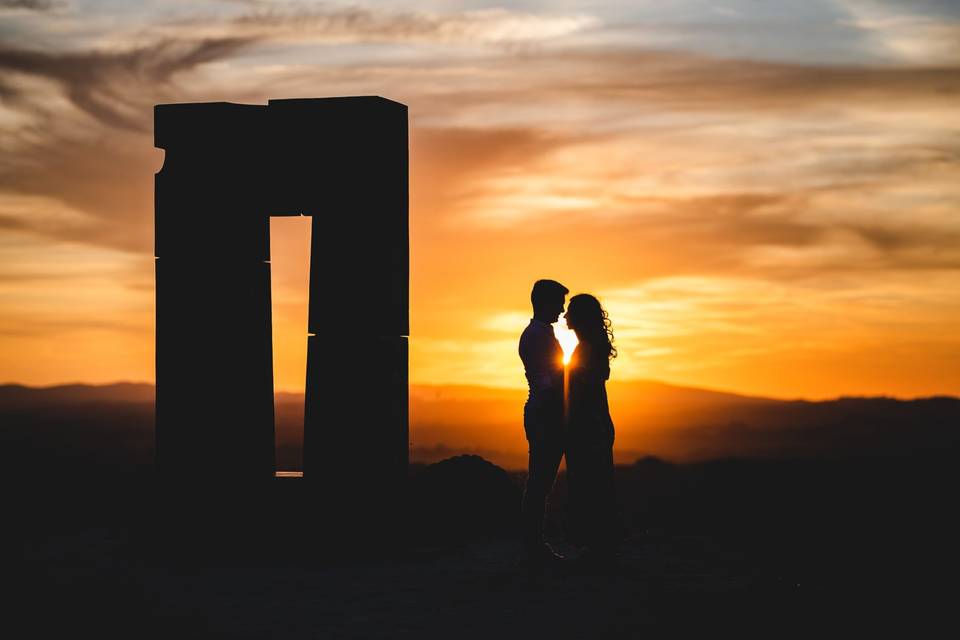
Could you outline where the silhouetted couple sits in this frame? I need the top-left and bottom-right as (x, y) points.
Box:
(519, 279), (618, 574)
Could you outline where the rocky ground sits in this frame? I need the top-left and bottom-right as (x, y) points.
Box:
(13, 455), (956, 638)
(21, 526), (815, 638)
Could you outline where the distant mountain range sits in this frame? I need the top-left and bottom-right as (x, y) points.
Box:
(0, 382), (156, 405)
(2, 381), (958, 471)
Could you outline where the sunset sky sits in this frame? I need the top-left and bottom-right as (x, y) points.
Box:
(1, 0), (958, 399)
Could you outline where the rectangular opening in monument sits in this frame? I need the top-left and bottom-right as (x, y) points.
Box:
(269, 215), (312, 476)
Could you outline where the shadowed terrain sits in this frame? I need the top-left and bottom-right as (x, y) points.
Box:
(8, 382), (960, 635)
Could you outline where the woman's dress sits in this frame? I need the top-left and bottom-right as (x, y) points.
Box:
(565, 341), (618, 549)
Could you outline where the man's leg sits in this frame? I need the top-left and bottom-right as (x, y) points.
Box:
(520, 432), (564, 564)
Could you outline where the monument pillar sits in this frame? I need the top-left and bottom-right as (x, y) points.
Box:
(154, 98), (408, 510)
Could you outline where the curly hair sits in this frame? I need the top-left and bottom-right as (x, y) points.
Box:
(565, 293), (617, 361)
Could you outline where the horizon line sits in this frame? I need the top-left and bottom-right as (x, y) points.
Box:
(2, 378), (957, 404)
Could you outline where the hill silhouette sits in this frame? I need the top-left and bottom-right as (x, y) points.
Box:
(2, 381), (959, 475)
(0, 382), (155, 405)
(408, 455), (522, 543)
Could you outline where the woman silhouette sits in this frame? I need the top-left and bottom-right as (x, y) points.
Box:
(563, 293), (619, 565)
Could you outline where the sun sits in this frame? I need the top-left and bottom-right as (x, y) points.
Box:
(553, 320), (579, 365)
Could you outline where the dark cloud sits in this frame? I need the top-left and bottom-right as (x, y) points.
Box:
(0, 36), (257, 252)
(0, 214), (27, 230)
(0, 132), (157, 252)
(0, 37), (253, 131)
(0, 78), (18, 101)
(844, 223), (960, 270)
(0, 0), (59, 11)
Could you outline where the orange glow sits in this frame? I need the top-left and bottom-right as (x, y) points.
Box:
(1, 23), (959, 402)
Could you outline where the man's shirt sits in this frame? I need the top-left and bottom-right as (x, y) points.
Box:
(518, 318), (564, 418)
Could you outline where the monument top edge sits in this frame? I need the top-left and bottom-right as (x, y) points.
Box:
(154, 96), (406, 110)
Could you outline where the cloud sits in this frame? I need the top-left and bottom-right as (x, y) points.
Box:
(469, 49), (960, 113)
(0, 193), (96, 236)
(0, 6), (957, 274)
(603, 190), (960, 277)
(0, 37), (253, 131)
(141, 6), (597, 47)
(839, 0), (960, 64)
(0, 36), (259, 252)
(0, 0), (59, 11)
(0, 6), (597, 253)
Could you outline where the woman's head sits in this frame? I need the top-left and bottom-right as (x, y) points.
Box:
(564, 293), (617, 360)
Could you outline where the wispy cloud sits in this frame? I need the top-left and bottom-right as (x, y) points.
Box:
(225, 6), (597, 44)
(0, 37), (253, 131)
(839, 0), (960, 64)
(70, 4), (598, 51)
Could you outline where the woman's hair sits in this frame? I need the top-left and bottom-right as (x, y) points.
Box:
(566, 293), (617, 361)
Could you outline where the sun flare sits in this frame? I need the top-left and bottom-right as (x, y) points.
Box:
(553, 321), (579, 366)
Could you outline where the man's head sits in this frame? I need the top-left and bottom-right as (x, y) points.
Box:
(531, 279), (569, 324)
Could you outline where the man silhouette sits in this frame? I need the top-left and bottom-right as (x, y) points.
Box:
(518, 278), (568, 572)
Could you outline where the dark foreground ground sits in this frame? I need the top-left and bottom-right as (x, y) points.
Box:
(11, 455), (960, 638)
